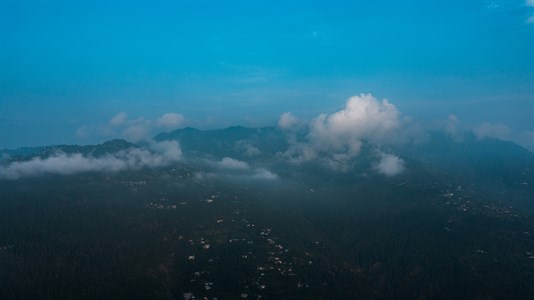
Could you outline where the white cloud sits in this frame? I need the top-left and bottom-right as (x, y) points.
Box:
(0, 141), (182, 180)
(156, 113), (185, 130)
(217, 157), (250, 170)
(375, 152), (405, 176)
(526, 0), (534, 7)
(278, 112), (299, 130)
(309, 94), (400, 154)
(527, 15), (534, 24)
(282, 93), (402, 169)
(473, 122), (510, 140)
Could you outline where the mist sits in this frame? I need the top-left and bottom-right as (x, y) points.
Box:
(0, 140), (182, 179)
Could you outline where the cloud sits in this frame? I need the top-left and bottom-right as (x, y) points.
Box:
(281, 142), (318, 163)
(375, 152), (405, 176)
(0, 141), (182, 180)
(278, 112), (299, 130)
(515, 131), (534, 152)
(217, 157), (250, 170)
(201, 157), (277, 180)
(122, 124), (151, 142)
(281, 93), (403, 170)
(156, 113), (185, 130)
(527, 0), (534, 7)
(109, 112), (129, 126)
(473, 122), (510, 140)
(527, 15), (534, 24)
(236, 141), (261, 156)
(149, 140), (182, 161)
(107, 113), (153, 142)
(77, 111), (186, 143)
(252, 168), (278, 180)
(444, 114), (463, 141)
(309, 94), (400, 154)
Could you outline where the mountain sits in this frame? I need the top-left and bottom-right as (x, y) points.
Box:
(155, 126), (288, 160)
(2, 139), (138, 160)
(154, 127), (534, 210)
(1, 127), (534, 299)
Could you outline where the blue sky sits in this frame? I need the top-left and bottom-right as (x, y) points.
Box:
(1, 0), (533, 149)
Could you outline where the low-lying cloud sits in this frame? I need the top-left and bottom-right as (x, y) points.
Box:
(252, 168), (278, 180)
(0, 141), (182, 180)
(202, 157), (278, 181)
(375, 152), (405, 176)
(473, 122), (510, 141)
(217, 157), (250, 170)
(236, 140), (261, 157)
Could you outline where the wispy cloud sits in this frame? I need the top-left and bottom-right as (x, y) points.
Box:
(445, 114), (463, 142)
(473, 122), (511, 140)
(109, 111), (129, 126)
(235, 141), (261, 156)
(76, 112), (186, 143)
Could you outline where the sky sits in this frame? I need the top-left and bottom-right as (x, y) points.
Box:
(0, 0), (533, 149)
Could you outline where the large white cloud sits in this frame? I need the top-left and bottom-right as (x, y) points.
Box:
(0, 141), (182, 180)
(309, 93), (400, 154)
(281, 93), (403, 170)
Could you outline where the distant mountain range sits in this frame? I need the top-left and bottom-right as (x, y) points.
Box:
(2, 126), (533, 210)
